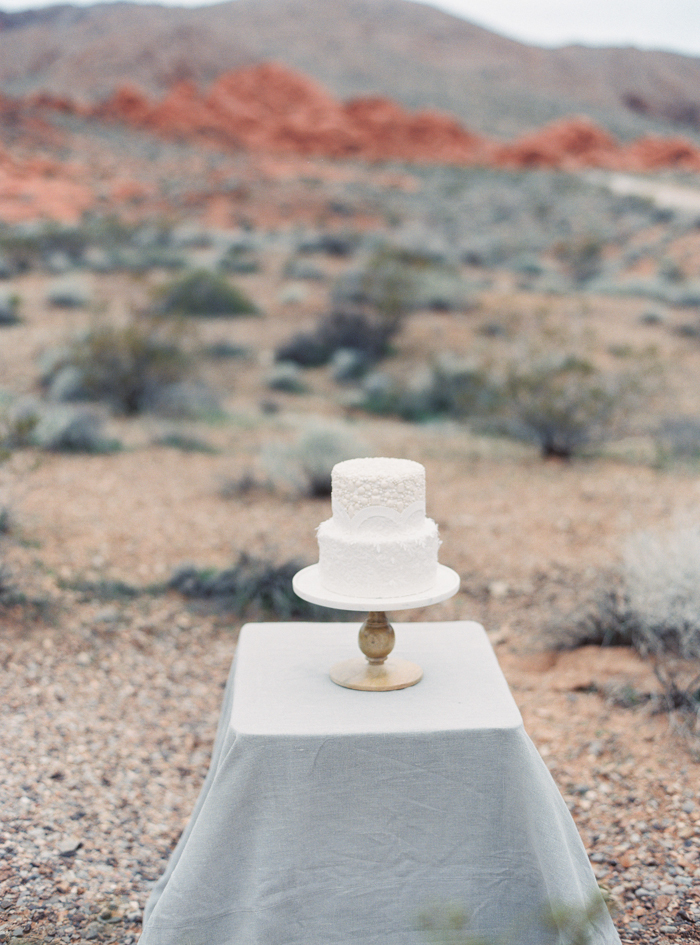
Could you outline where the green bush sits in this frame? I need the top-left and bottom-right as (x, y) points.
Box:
(43, 316), (193, 415)
(503, 355), (627, 459)
(332, 246), (421, 326)
(154, 269), (258, 318)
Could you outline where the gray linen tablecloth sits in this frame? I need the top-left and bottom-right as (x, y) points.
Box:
(139, 621), (621, 945)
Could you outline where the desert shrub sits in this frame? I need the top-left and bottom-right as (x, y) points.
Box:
(654, 416), (700, 463)
(265, 362), (308, 394)
(623, 526), (700, 663)
(556, 524), (700, 748)
(0, 561), (16, 606)
(0, 505), (11, 534)
(554, 236), (604, 285)
(154, 269), (258, 318)
(142, 381), (221, 419)
(41, 316), (193, 415)
(356, 359), (498, 423)
(202, 341), (250, 360)
(0, 290), (20, 325)
(2, 399), (117, 453)
(218, 246), (261, 274)
(261, 426), (367, 497)
(332, 247), (421, 323)
(0, 399), (41, 449)
(503, 355), (630, 459)
(169, 553), (328, 619)
(31, 406), (118, 453)
(283, 257), (326, 281)
(275, 309), (400, 369)
(46, 277), (92, 308)
(333, 246), (473, 318)
(399, 357), (499, 422)
(295, 231), (360, 257)
(330, 348), (370, 383)
(152, 432), (218, 453)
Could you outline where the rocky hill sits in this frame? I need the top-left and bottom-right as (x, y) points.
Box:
(1, 0), (700, 138)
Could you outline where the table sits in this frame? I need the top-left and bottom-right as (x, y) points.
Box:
(139, 622), (621, 945)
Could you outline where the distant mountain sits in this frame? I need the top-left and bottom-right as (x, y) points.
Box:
(1, 0), (700, 138)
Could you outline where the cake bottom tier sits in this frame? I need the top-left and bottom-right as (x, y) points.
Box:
(317, 519), (440, 598)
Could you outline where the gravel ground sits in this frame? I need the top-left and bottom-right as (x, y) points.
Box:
(1, 588), (699, 945)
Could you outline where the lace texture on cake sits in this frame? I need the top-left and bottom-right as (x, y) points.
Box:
(331, 499), (426, 533)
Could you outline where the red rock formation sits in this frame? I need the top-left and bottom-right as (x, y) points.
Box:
(1, 59), (700, 223)
(205, 63), (363, 155)
(0, 154), (94, 223)
(149, 80), (229, 142)
(620, 135), (700, 172)
(494, 116), (620, 169)
(79, 66), (700, 175)
(344, 96), (487, 163)
(93, 83), (154, 126)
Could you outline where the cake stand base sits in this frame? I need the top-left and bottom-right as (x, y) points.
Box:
(329, 657), (423, 691)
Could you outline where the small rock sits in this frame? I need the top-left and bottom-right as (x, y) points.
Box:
(488, 580), (509, 599)
(84, 921), (102, 940)
(57, 837), (82, 856)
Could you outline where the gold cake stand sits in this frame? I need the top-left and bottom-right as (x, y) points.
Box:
(292, 564), (460, 691)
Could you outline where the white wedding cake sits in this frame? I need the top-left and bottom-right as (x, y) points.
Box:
(316, 457), (440, 598)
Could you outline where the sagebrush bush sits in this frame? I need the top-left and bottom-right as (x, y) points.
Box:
(623, 526), (700, 664)
(654, 416), (700, 463)
(333, 247), (421, 325)
(555, 524), (700, 747)
(503, 355), (629, 459)
(31, 406), (117, 453)
(261, 426), (368, 497)
(0, 290), (20, 325)
(333, 246), (474, 319)
(554, 235), (604, 284)
(154, 268), (258, 318)
(169, 553), (331, 619)
(42, 316), (194, 415)
(275, 309), (400, 369)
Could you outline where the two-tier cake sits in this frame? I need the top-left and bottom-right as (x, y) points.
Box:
(316, 457), (440, 599)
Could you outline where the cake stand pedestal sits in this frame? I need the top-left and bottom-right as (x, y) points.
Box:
(292, 564), (460, 691)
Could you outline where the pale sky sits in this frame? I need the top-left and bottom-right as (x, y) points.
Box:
(427, 0), (700, 57)
(0, 0), (698, 59)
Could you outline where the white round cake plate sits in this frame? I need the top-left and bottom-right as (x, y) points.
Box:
(292, 563), (461, 613)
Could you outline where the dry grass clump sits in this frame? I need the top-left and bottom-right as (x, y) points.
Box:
(555, 523), (700, 750)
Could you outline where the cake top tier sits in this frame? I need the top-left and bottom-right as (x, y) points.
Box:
(331, 457), (426, 517)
